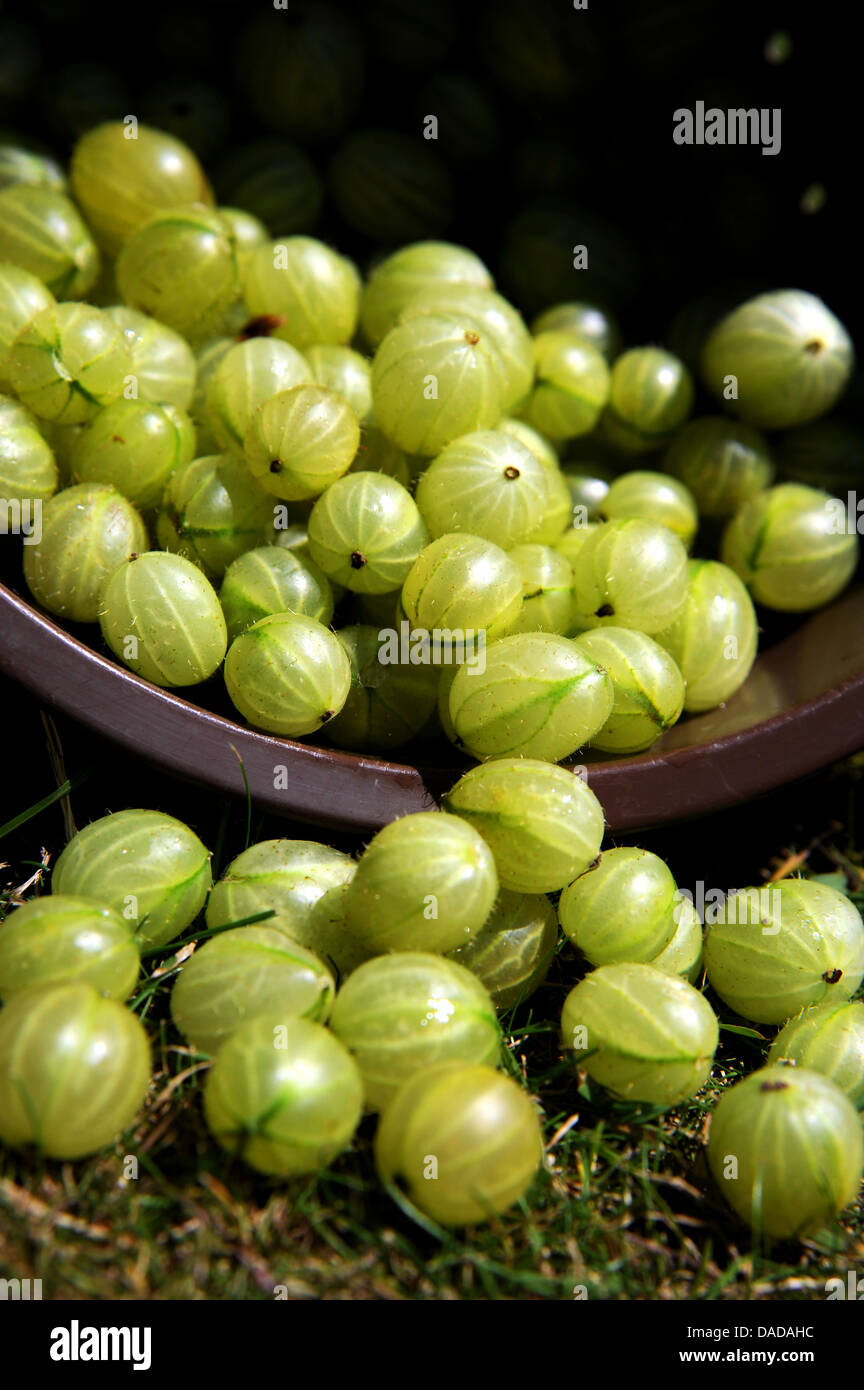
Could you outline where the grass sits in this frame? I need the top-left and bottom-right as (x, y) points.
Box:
(1, 743), (864, 1301)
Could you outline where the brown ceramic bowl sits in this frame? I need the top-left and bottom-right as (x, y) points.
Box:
(2, 573), (864, 834)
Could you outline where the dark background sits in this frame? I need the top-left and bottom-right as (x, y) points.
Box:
(0, 0), (856, 336)
(1, 0), (860, 887)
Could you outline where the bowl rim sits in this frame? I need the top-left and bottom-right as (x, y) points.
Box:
(2, 577), (864, 834)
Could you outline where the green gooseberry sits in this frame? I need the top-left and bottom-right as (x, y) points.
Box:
(52, 809), (212, 950)
(558, 848), (678, 966)
(0, 981), (151, 1159)
(663, 416), (775, 519)
(572, 626), (685, 753)
(203, 1014), (363, 1176)
(328, 952), (501, 1111)
(653, 559), (758, 713)
(0, 894), (139, 1001)
(703, 879), (864, 1024)
(375, 1062), (544, 1226)
(721, 482), (859, 612)
(325, 624), (440, 752)
(600, 470), (699, 549)
(343, 811), (498, 954)
(219, 544), (334, 641)
(205, 840), (368, 978)
(448, 632), (613, 763)
(599, 347), (693, 452)
(650, 897), (704, 984)
(768, 999), (864, 1108)
(442, 758), (605, 894)
(224, 612), (352, 737)
(700, 290), (853, 430)
(170, 926), (335, 1055)
(707, 1066), (863, 1239)
(446, 890), (558, 1010)
(507, 544), (574, 635)
(520, 331), (610, 441)
(561, 962), (718, 1108)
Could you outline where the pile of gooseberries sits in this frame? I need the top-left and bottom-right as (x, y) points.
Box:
(0, 119), (859, 767)
(0, 797), (862, 1243)
(2, 119), (864, 1244)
